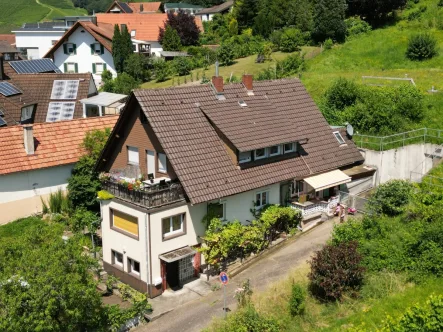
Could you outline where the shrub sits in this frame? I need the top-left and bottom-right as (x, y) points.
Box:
(279, 28), (304, 52)
(368, 180), (414, 216)
(260, 205), (302, 232)
(288, 283), (305, 316)
(308, 241), (365, 301)
(97, 190), (115, 200)
(153, 59), (170, 82)
(323, 38), (333, 50)
(217, 43), (235, 66)
(406, 33), (438, 61)
(382, 295), (443, 331)
(345, 17), (371, 37)
(324, 77), (360, 110)
(70, 207), (100, 234)
(41, 189), (71, 216)
(172, 56), (192, 76)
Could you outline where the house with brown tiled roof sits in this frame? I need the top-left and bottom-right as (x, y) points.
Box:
(0, 116), (118, 225)
(195, 0), (233, 21)
(94, 76), (375, 298)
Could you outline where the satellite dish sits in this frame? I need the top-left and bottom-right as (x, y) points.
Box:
(346, 124), (354, 137)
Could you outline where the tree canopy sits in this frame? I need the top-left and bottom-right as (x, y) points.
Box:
(159, 10), (200, 47)
(312, 0), (347, 43)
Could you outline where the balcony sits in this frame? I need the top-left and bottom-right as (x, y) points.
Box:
(290, 196), (339, 218)
(101, 179), (185, 209)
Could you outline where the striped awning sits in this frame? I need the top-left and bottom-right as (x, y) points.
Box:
(304, 170), (351, 192)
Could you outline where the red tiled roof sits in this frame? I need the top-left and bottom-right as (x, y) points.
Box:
(129, 2), (161, 12)
(96, 13), (203, 41)
(0, 116), (118, 176)
(0, 34), (16, 46)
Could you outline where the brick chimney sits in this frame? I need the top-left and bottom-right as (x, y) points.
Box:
(242, 74), (253, 91)
(23, 125), (34, 155)
(212, 76), (223, 94)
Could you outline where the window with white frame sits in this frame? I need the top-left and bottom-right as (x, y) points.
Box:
(131, 30), (136, 37)
(112, 250), (123, 267)
(269, 145), (281, 156)
(158, 153), (167, 173)
(333, 131), (346, 145)
(95, 63), (104, 74)
(127, 146), (139, 165)
(256, 191), (269, 208)
(239, 151), (251, 163)
(128, 257), (140, 275)
(209, 202), (226, 220)
(284, 142), (295, 153)
(292, 180), (304, 195)
(66, 63), (76, 73)
(162, 213), (185, 238)
(255, 148), (266, 160)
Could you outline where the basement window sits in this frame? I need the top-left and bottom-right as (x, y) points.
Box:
(333, 131), (346, 145)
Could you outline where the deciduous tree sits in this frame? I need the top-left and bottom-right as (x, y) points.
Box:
(347, 0), (407, 22)
(159, 10), (200, 47)
(312, 0), (347, 43)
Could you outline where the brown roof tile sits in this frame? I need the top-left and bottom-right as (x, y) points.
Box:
(0, 116), (118, 176)
(113, 79), (364, 205)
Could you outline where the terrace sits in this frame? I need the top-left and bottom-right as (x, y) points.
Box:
(100, 170), (186, 209)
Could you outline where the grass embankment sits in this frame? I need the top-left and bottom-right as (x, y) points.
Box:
(0, 0), (86, 33)
(0, 216), (45, 240)
(141, 47), (319, 89)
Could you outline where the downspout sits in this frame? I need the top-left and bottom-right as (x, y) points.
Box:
(147, 213), (153, 291)
(145, 213), (151, 295)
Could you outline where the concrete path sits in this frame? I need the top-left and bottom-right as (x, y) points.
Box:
(135, 220), (335, 332)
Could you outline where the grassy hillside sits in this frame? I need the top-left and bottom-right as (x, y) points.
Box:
(0, 0), (86, 34)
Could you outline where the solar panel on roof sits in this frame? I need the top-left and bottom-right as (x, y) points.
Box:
(46, 102), (76, 122)
(0, 116), (6, 126)
(0, 82), (22, 96)
(50, 80), (79, 100)
(9, 59), (62, 74)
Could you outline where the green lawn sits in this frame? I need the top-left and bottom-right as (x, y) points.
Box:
(0, 0), (86, 33)
(141, 47), (319, 89)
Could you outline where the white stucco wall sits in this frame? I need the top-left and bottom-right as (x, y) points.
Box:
(52, 27), (117, 85)
(198, 13), (214, 21)
(360, 143), (441, 185)
(101, 200), (149, 283)
(0, 165), (73, 224)
(14, 31), (65, 59)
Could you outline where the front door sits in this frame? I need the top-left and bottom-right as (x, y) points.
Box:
(280, 182), (290, 206)
(147, 150), (155, 177)
(166, 261), (179, 289)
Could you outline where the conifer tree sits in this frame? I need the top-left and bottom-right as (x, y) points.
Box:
(161, 25), (182, 51)
(312, 0), (347, 43)
(112, 24), (122, 73)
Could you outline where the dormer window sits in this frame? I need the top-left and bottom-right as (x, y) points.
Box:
(269, 145), (281, 156)
(255, 148), (266, 160)
(284, 142), (295, 153)
(239, 151), (251, 163)
(333, 131), (346, 145)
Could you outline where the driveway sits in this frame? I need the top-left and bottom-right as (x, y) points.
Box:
(135, 220), (335, 332)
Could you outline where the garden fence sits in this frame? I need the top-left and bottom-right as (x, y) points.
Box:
(353, 128), (443, 151)
(338, 191), (370, 214)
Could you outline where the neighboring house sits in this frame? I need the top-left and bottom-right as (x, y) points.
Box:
(95, 13), (168, 57)
(106, 1), (161, 13)
(0, 41), (22, 61)
(0, 116), (118, 225)
(95, 75), (372, 298)
(164, 3), (205, 15)
(195, 0), (233, 21)
(0, 34), (16, 46)
(44, 21), (116, 84)
(13, 17), (95, 60)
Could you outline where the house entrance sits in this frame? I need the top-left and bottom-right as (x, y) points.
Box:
(166, 261), (179, 289)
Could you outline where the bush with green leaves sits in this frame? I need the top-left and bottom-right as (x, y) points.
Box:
(41, 188), (71, 216)
(260, 205), (302, 233)
(217, 43), (235, 66)
(309, 241), (365, 301)
(70, 207), (100, 234)
(288, 283), (305, 316)
(172, 56), (192, 76)
(368, 180), (414, 217)
(279, 28), (304, 52)
(406, 33), (438, 61)
(345, 17), (371, 37)
(382, 295), (443, 331)
(153, 59), (171, 82)
(160, 25), (182, 51)
(124, 53), (151, 82)
(323, 38), (333, 50)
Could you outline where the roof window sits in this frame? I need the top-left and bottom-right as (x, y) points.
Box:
(333, 131), (346, 145)
(238, 100), (247, 107)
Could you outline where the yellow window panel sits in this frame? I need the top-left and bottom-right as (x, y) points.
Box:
(113, 210), (138, 236)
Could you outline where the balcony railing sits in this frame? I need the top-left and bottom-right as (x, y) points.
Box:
(290, 197), (339, 217)
(102, 180), (185, 208)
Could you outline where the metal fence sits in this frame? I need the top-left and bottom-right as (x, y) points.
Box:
(353, 128), (443, 151)
(338, 191), (370, 214)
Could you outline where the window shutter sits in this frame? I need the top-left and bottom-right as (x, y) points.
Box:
(90, 44), (94, 55)
(73, 44), (77, 55)
(63, 63), (68, 72)
(74, 63), (78, 73)
(103, 63), (107, 71)
(100, 44), (104, 54)
(63, 44), (67, 55)
(92, 63), (96, 74)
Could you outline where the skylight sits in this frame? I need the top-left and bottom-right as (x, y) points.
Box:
(333, 131), (346, 145)
(238, 100), (247, 107)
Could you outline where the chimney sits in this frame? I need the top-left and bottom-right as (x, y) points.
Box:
(242, 74), (253, 91)
(23, 125), (34, 155)
(91, 15), (97, 26)
(212, 76), (223, 94)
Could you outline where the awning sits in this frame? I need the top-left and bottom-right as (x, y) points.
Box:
(159, 246), (196, 263)
(80, 92), (127, 107)
(304, 169), (351, 192)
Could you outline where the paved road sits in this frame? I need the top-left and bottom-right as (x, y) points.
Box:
(135, 220), (334, 332)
